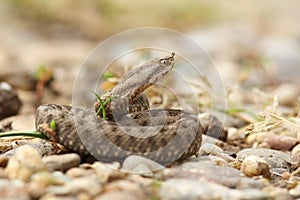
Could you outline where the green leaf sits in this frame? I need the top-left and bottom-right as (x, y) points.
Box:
(50, 119), (56, 130)
(0, 131), (47, 139)
(103, 71), (115, 80)
(90, 90), (118, 119)
(34, 64), (47, 79)
(91, 90), (107, 118)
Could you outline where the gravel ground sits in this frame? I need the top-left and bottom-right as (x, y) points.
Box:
(1, 1), (300, 200)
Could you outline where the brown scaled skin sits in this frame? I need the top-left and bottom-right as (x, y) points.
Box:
(36, 53), (203, 165)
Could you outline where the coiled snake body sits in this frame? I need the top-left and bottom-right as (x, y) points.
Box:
(36, 53), (203, 165)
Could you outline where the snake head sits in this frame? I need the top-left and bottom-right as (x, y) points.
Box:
(158, 52), (175, 66)
(148, 52), (175, 84)
(110, 52), (175, 109)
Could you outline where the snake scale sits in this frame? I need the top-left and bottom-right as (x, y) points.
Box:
(36, 53), (203, 165)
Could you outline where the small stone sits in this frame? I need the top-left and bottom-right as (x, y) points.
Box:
(0, 168), (7, 178)
(199, 143), (224, 156)
(92, 161), (121, 183)
(291, 144), (300, 169)
(42, 153), (81, 172)
(0, 155), (9, 167)
(0, 140), (13, 153)
(5, 145), (46, 181)
(268, 188), (292, 200)
(246, 132), (269, 145)
(130, 164), (153, 177)
(182, 155), (229, 169)
(215, 152), (236, 162)
(262, 134), (298, 151)
(99, 180), (146, 199)
(66, 167), (93, 178)
(292, 143), (300, 154)
(0, 82), (22, 120)
(159, 178), (232, 200)
(275, 83), (299, 106)
(0, 179), (30, 200)
(28, 172), (56, 199)
(46, 176), (101, 197)
(281, 172), (291, 180)
(95, 191), (143, 200)
(161, 166), (264, 189)
(122, 155), (164, 173)
(66, 176), (102, 196)
(289, 183), (300, 197)
(241, 155), (270, 178)
(236, 148), (291, 169)
(16, 138), (58, 156)
(270, 168), (290, 179)
(198, 113), (227, 141)
(235, 189), (270, 200)
(291, 152), (300, 169)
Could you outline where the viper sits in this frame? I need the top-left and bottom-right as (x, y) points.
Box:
(36, 53), (204, 165)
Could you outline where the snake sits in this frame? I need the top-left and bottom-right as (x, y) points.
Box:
(35, 53), (203, 165)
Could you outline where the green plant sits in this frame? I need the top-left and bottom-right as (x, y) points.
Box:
(0, 131), (46, 139)
(91, 90), (117, 119)
(50, 119), (56, 131)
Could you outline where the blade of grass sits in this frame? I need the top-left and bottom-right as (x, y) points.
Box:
(225, 108), (264, 122)
(0, 131), (47, 139)
(50, 119), (56, 130)
(90, 90), (106, 118)
(91, 90), (118, 119)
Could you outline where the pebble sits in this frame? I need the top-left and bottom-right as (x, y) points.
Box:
(198, 143), (224, 155)
(291, 153), (300, 170)
(0, 179), (30, 200)
(182, 155), (229, 168)
(215, 152), (236, 162)
(66, 167), (94, 178)
(46, 175), (102, 197)
(246, 132), (269, 145)
(0, 140), (13, 153)
(28, 172), (57, 199)
(198, 113), (228, 141)
(0, 82), (22, 120)
(270, 168), (291, 179)
(274, 83), (299, 106)
(14, 138), (59, 156)
(235, 189), (270, 200)
(42, 153), (81, 172)
(95, 191), (144, 200)
(161, 166), (264, 189)
(291, 144), (300, 169)
(159, 178), (234, 200)
(266, 187), (293, 200)
(0, 154), (9, 167)
(237, 148), (291, 169)
(122, 155), (165, 173)
(289, 183), (300, 197)
(99, 180), (146, 199)
(130, 163), (154, 177)
(5, 145), (46, 181)
(262, 134), (298, 151)
(240, 155), (270, 178)
(92, 161), (122, 183)
(103, 180), (146, 199)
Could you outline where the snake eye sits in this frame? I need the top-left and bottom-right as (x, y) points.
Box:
(160, 59), (167, 64)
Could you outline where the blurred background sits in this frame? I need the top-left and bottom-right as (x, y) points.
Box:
(0, 0), (300, 121)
